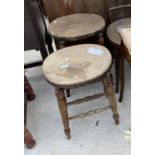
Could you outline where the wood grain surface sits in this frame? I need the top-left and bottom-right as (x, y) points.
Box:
(42, 44), (112, 87)
(48, 13), (105, 41)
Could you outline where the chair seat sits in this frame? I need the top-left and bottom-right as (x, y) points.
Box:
(42, 44), (112, 88)
(106, 18), (131, 46)
(48, 13), (105, 41)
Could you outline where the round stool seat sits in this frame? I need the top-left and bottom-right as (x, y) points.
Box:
(48, 13), (105, 41)
(106, 18), (131, 46)
(42, 44), (112, 88)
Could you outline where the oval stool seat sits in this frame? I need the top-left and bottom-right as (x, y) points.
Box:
(42, 44), (112, 88)
(48, 13), (105, 41)
(106, 18), (131, 46)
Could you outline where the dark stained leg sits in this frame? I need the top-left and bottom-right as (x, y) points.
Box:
(24, 75), (36, 101)
(45, 31), (54, 54)
(24, 127), (36, 148)
(40, 44), (48, 60)
(119, 57), (125, 102)
(102, 74), (119, 125)
(115, 52), (120, 93)
(55, 88), (71, 139)
(66, 89), (71, 97)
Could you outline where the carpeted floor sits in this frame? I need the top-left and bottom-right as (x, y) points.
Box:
(24, 49), (131, 155)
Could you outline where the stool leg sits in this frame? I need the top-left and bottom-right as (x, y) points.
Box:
(102, 75), (119, 125)
(55, 88), (71, 139)
(115, 53), (120, 93)
(24, 127), (36, 148)
(119, 58), (125, 102)
(96, 33), (104, 45)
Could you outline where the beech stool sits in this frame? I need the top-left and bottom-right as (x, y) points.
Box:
(42, 44), (119, 139)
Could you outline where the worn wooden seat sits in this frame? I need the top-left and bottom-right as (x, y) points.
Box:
(48, 13), (105, 51)
(107, 18), (131, 46)
(42, 44), (119, 139)
(42, 44), (112, 87)
(48, 13), (105, 41)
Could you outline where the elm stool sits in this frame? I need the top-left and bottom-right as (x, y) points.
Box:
(42, 44), (119, 139)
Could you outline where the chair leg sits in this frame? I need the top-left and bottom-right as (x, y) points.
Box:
(45, 32), (54, 54)
(24, 76), (36, 101)
(115, 47), (120, 93)
(40, 44), (48, 60)
(24, 127), (36, 148)
(55, 88), (71, 139)
(119, 58), (125, 102)
(102, 74), (119, 125)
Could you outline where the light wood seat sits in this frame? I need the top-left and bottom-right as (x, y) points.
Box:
(118, 26), (131, 55)
(42, 44), (119, 139)
(42, 44), (112, 88)
(106, 18), (131, 46)
(48, 13), (105, 41)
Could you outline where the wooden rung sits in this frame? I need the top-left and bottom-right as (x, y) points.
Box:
(69, 105), (110, 120)
(68, 93), (105, 106)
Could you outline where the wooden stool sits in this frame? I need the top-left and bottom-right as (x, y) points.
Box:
(106, 18), (131, 100)
(48, 13), (106, 97)
(42, 44), (119, 139)
(48, 13), (105, 48)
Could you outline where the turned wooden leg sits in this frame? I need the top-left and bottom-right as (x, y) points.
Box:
(119, 57), (125, 102)
(96, 33), (104, 45)
(24, 76), (36, 101)
(55, 88), (71, 139)
(102, 74), (119, 125)
(24, 127), (36, 148)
